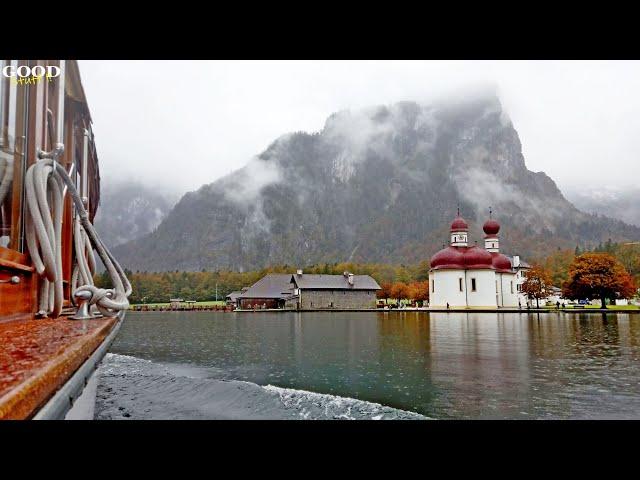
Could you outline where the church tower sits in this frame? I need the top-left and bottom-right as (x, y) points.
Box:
(450, 209), (469, 247)
(483, 208), (500, 253)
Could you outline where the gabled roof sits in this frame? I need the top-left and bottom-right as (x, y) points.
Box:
(226, 291), (244, 301)
(505, 255), (531, 269)
(291, 274), (381, 291)
(237, 274), (297, 299)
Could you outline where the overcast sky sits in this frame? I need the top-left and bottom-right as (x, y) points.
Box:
(79, 60), (640, 196)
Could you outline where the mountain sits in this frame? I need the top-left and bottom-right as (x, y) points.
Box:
(94, 181), (177, 249)
(564, 186), (640, 228)
(113, 93), (640, 272)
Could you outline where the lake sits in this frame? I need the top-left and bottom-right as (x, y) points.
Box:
(95, 311), (640, 419)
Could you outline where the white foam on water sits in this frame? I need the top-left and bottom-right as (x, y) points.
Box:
(97, 353), (428, 420)
(104, 352), (153, 364)
(100, 353), (156, 375)
(262, 384), (428, 420)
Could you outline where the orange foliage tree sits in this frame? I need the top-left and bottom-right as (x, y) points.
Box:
(390, 282), (410, 305)
(521, 264), (553, 308)
(407, 281), (429, 306)
(562, 253), (637, 308)
(377, 282), (393, 304)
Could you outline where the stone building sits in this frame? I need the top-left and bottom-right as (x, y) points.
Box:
(291, 271), (380, 310)
(236, 271), (381, 310)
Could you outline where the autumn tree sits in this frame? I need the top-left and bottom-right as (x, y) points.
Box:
(407, 281), (429, 306)
(562, 253), (637, 309)
(390, 282), (410, 305)
(521, 264), (553, 308)
(377, 283), (393, 305)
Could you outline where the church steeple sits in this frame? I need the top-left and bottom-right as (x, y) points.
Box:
(483, 207), (500, 253)
(450, 209), (469, 247)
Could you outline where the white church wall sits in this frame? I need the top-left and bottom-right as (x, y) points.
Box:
(466, 270), (497, 308)
(429, 270), (467, 308)
(499, 273), (518, 307)
(430, 269), (499, 308)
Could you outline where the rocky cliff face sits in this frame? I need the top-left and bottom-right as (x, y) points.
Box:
(94, 181), (176, 249)
(113, 94), (640, 272)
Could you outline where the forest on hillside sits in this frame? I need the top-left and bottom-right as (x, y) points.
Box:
(96, 261), (430, 304)
(113, 97), (640, 273)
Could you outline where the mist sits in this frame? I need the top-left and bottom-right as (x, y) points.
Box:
(79, 60), (640, 198)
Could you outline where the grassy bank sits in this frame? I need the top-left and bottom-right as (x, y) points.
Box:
(130, 300), (227, 308)
(543, 304), (639, 311)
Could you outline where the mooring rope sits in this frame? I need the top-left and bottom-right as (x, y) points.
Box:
(0, 151), (13, 210)
(24, 157), (131, 318)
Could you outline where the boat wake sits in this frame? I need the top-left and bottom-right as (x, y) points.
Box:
(95, 353), (427, 420)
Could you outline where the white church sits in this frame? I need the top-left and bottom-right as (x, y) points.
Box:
(429, 211), (529, 309)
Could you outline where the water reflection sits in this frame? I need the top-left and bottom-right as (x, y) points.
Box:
(111, 311), (640, 419)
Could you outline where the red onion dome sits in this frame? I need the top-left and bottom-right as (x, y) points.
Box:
(463, 246), (494, 269)
(491, 253), (513, 272)
(430, 246), (465, 269)
(450, 216), (468, 232)
(430, 246), (495, 270)
(483, 219), (500, 236)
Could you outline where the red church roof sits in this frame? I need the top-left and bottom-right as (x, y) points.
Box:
(450, 216), (468, 232)
(430, 245), (494, 270)
(430, 213), (514, 272)
(483, 218), (500, 236)
(430, 246), (465, 269)
(491, 252), (513, 273)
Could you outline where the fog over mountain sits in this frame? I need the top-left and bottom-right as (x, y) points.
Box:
(93, 182), (178, 249)
(564, 186), (640, 228)
(81, 61), (640, 194)
(112, 93), (640, 272)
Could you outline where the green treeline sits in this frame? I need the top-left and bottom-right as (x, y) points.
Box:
(94, 240), (640, 304)
(95, 261), (432, 304)
(542, 240), (640, 288)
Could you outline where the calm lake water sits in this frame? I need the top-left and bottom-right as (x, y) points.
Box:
(97, 311), (640, 419)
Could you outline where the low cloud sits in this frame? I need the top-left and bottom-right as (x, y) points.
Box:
(222, 156), (282, 206)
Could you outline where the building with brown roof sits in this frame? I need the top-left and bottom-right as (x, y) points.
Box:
(235, 270), (381, 310)
(235, 274), (298, 310)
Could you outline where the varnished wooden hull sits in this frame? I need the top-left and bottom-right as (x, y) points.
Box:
(1, 60), (116, 419)
(0, 314), (122, 420)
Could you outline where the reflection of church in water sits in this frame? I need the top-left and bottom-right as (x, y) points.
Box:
(429, 210), (530, 309)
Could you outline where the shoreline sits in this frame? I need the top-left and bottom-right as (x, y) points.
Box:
(129, 307), (640, 314)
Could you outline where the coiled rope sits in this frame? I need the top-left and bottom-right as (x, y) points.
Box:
(0, 151), (13, 213)
(24, 158), (131, 318)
